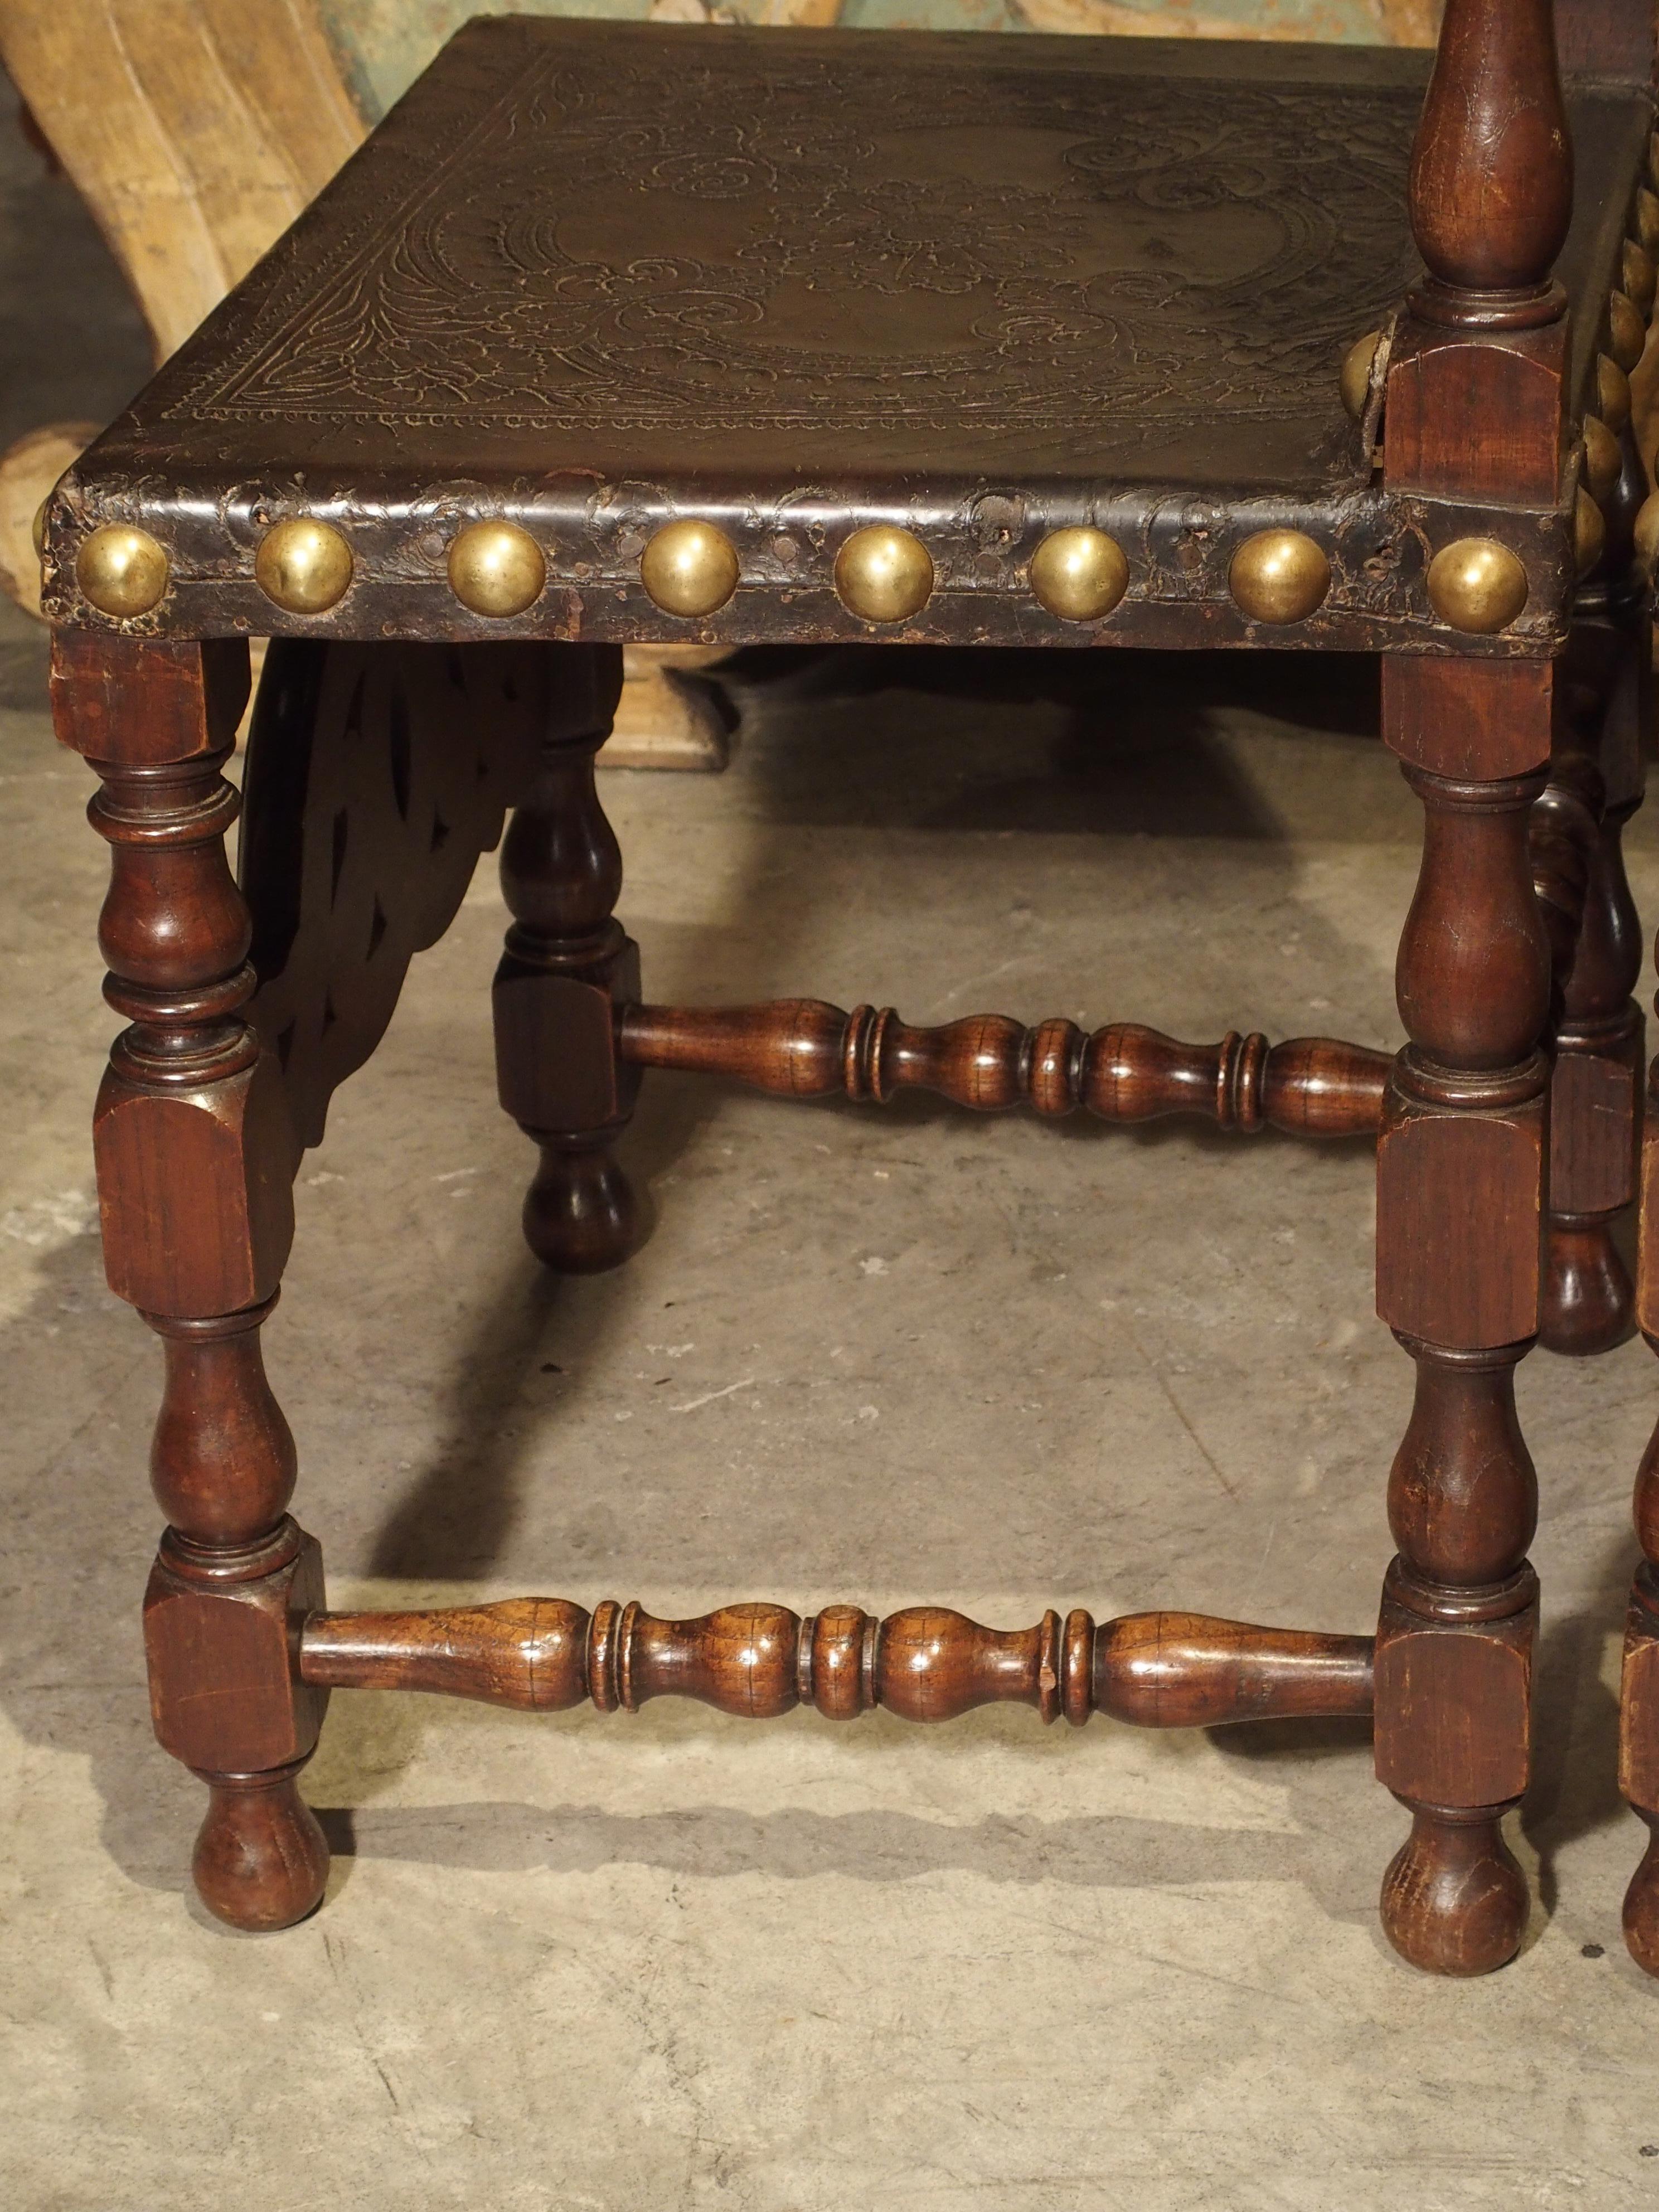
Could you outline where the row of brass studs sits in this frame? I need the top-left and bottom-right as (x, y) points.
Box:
(1628, 166), (1659, 585)
(66, 513), (1542, 636)
(64, 515), (1131, 625)
(1639, 151), (1659, 585)
(1629, 157), (1659, 568)
(1571, 187), (1659, 584)
(62, 144), (1659, 636)
(1621, 154), (1659, 579)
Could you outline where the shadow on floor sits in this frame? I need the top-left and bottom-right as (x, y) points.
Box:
(357, 642), (1403, 1582)
(716, 644), (1386, 840)
(4, 637), (1638, 1964)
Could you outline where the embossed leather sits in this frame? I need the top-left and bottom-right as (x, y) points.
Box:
(40, 20), (1649, 653)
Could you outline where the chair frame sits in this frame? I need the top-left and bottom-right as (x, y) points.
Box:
(41, 0), (1659, 1976)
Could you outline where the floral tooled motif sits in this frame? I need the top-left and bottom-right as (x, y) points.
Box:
(169, 33), (1420, 437)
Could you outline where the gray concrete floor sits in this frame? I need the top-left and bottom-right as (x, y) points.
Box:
(4, 620), (1659, 2208)
(4, 62), (1659, 2212)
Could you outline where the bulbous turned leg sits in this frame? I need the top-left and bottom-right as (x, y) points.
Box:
(56, 633), (334, 1932)
(1373, 670), (1553, 1976)
(523, 1135), (639, 1275)
(1541, 1212), (1634, 1356)
(192, 1761), (329, 1932)
(1624, 1813), (1659, 1975)
(1381, 1801), (1529, 1976)
(1372, 1349), (1540, 1980)
(493, 645), (641, 1276)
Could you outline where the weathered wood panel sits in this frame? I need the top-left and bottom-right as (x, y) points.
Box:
(0, 1), (363, 362)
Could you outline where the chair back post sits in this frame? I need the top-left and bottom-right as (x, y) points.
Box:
(1371, 4), (1585, 1982)
(1409, 0), (1574, 329)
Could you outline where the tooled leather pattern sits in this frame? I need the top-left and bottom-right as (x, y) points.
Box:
(166, 29), (1422, 440)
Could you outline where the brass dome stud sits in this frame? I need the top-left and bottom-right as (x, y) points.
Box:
(1638, 186), (1659, 254)
(833, 525), (934, 624)
(639, 519), (740, 618)
(1227, 530), (1330, 625)
(1598, 353), (1633, 434)
(254, 517), (353, 615)
(1427, 538), (1530, 633)
(1029, 527), (1129, 622)
(448, 520), (545, 619)
(1339, 330), (1382, 423)
(75, 524), (169, 619)
(1574, 488), (1607, 580)
(1582, 416), (1622, 505)
(1634, 489), (1659, 581)
(1625, 239), (1657, 318)
(1609, 291), (1646, 373)
(31, 499), (49, 561)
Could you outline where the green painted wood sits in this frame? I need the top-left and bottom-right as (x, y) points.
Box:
(318, 0), (1430, 126)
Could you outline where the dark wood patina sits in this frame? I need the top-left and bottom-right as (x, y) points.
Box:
(44, 0), (1659, 1980)
(37, 21), (1650, 656)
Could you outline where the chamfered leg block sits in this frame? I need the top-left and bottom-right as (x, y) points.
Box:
(1372, 658), (1554, 1975)
(1366, 0), (1578, 1975)
(52, 629), (329, 1930)
(492, 643), (642, 1273)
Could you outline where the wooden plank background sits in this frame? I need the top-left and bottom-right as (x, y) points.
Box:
(0, 1), (362, 359)
(0, 0), (1440, 368)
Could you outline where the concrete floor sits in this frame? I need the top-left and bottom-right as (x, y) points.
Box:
(4, 64), (1659, 2212)
(3, 619), (1659, 2208)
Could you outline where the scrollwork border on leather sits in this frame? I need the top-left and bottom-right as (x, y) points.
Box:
(163, 27), (1421, 442)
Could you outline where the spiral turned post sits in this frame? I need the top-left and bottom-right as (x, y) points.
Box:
(1527, 753), (1602, 988)
(618, 1002), (1390, 1138)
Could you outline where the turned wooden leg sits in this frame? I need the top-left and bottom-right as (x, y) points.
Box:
(1541, 612), (1645, 1354)
(1372, 661), (1554, 1975)
(52, 632), (329, 1931)
(1622, 1383), (1659, 1973)
(1620, 1015), (1659, 1970)
(493, 643), (641, 1273)
(1375, 1347), (1537, 1972)
(143, 1310), (328, 1929)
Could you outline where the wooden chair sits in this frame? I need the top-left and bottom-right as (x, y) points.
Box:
(37, 0), (1659, 1978)
(0, 0), (729, 765)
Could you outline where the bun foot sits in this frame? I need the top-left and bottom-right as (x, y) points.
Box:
(191, 1762), (329, 1932)
(523, 1139), (638, 1273)
(1380, 1802), (1527, 1976)
(1541, 1216), (1634, 1356)
(1623, 1814), (1659, 1976)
